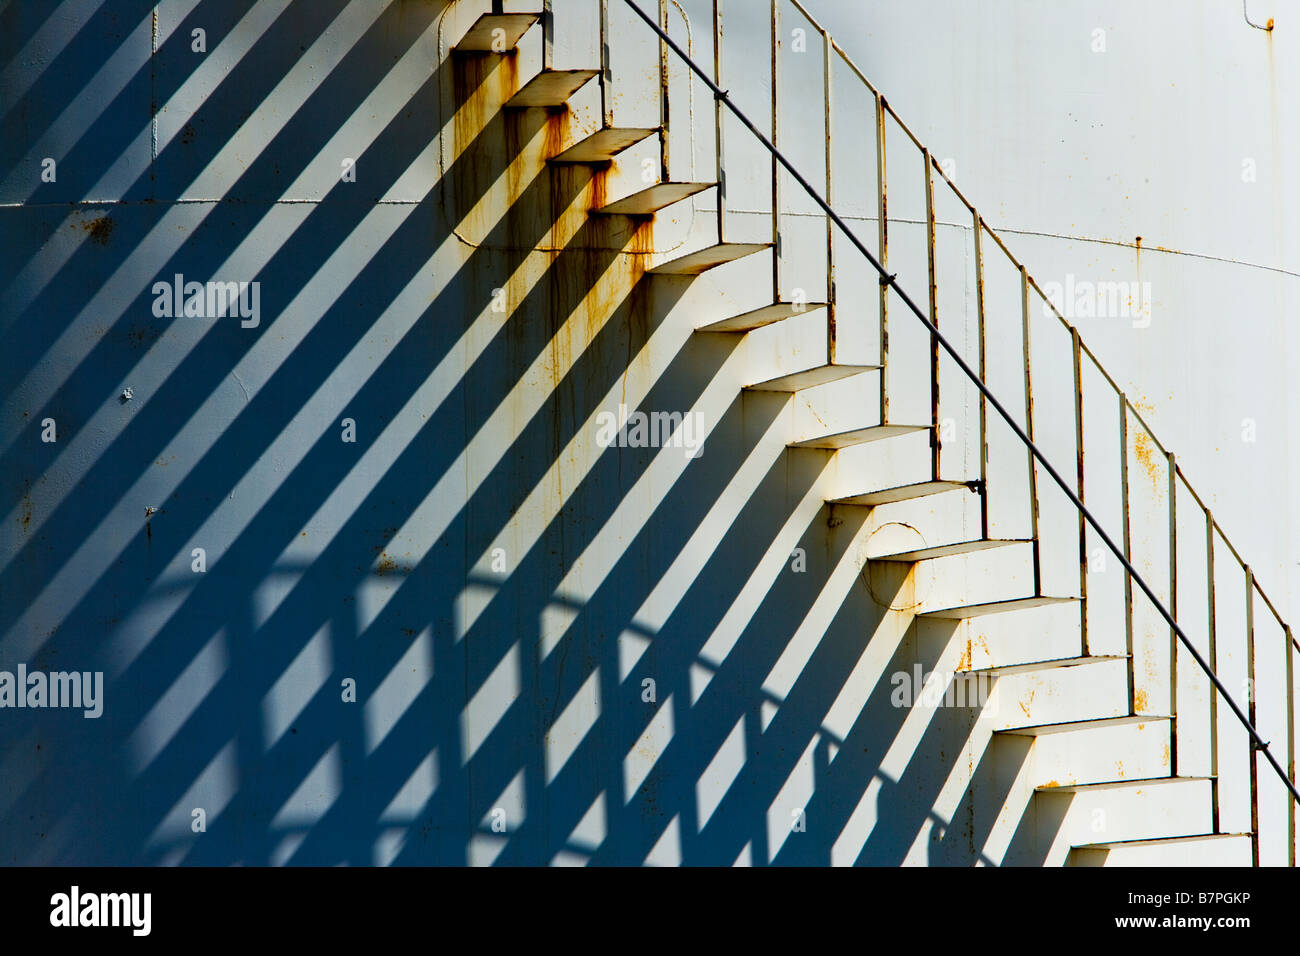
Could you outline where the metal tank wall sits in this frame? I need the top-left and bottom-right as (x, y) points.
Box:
(0, 0), (1291, 865)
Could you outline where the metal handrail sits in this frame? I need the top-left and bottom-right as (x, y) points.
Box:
(620, 0), (1300, 812)
(786, 0), (1298, 656)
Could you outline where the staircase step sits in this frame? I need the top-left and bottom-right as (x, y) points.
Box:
(788, 424), (928, 450)
(649, 243), (771, 275)
(870, 538), (1030, 562)
(454, 13), (540, 52)
(548, 127), (658, 164)
(697, 301), (827, 333)
(1038, 776), (1213, 794)
(961, 654), (1127, 678)
(1067, 833), (1252, 867)
(745, 363), (877, 392)
(920, 595), (1078, 620)
(1029, 774), (1214, 863)
(1071, 832), (1242, 848)
(997, 714), (1170, 737)
(833, 479), (972, 507)
(505, 68), (599, 108)
(594, 181), (715, 215)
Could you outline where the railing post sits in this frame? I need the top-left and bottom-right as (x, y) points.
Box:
(924, 149), (939, 480)
(1206, 510), (1220, 833)
(543, 0), (553, 69)
(1288, 625), (1296, 866)
(1020, 266), (1041, 595)
(599, 0), (612, 126)
(974, 213), (988, 540)
(658, 0), (670, 178)
(1246, 566), (1259, 865)
(712, 0), (725, 245)
(1120, 394), (1135, 714)
(875, 91), (888, 425)
(823, 28), (835, 363)
(1168, 451), (1178, 776)
(770, 0), (781, 302)
(1073, 328), (1087, 656)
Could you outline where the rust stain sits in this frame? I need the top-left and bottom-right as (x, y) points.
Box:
(1133, 429), (1161, 490)
(19, 479), (32, 532)
(1133, 688), (1148, 713)
(956, 639), (973, 672)
(81, 216), (114, 245)
(1043, 779), (1059, 789)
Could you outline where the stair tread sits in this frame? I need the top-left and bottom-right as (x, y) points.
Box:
(746, 363), (878, 392)
(505, 68), (599, 108)
(698, 300), (828, 333)
(454, 13), (540, 52)
(1073, 833), (1250, 850)
(921, 595), (1078, 619)
(549, 127), (659, 163)
(1038, 775), (1214, 794)
(871, 538), (1031, 562)
(789, 424), (928, 450)
(595, 181), (715, 215)
(960, 654), (1128, 677)
(996, 713), (1171, 736)
(649, 242), (771, 275)
(831, 479), (972, 507)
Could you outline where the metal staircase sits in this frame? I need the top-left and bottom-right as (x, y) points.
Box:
(446, 0), (1298, 866)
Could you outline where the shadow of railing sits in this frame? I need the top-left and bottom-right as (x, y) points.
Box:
(1, 0), (1052, 866)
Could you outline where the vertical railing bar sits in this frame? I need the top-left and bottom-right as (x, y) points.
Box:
(1073, 328), (1088, 657)
(658, 0), (670, 179)
(1246, 566), (1259, 866)
(770, 0), (780, 301)
(875, 92), (888, 425)
(1020, 266), (1041, 595)
(543, 0), (553, 70)
(712, 0), (724, 245)
(1168, 451), (1178, 777)
(924, 149), (939, 481)
(1120, 394), (1135, 715)
(492, 0), (504, 15)
(599, 0), (612, 126)
(1288, 624), (1297, 866)
(974, 213), (988, 540)
(1207, 511), (1220, 833)
(823, 28), (835, 363)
